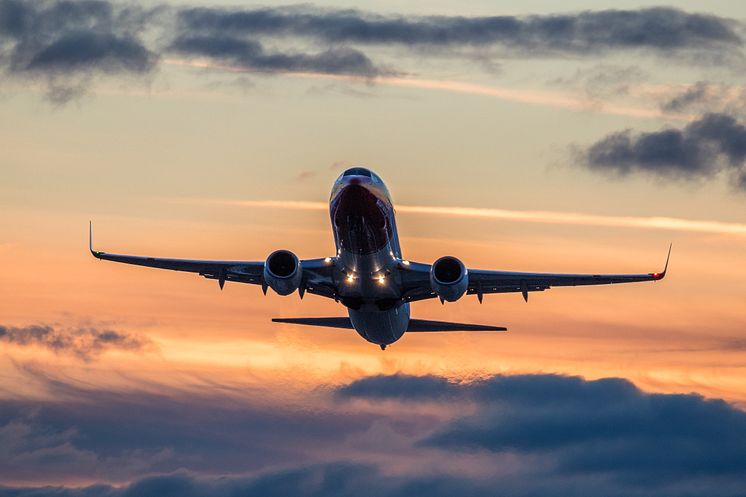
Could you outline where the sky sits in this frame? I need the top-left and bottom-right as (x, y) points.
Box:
(1, 0), (746, 495)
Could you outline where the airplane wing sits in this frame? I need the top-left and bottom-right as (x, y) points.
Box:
(88, 223), (336, 296)
(401, 245), (671, 303)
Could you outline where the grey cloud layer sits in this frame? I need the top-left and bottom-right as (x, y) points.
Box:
(2, 371), (746, 496)
(179, 6), (742, 57)
(0, 324), (152, 359)
(1, 0), (744, 101)
(581, 113), (746, 190)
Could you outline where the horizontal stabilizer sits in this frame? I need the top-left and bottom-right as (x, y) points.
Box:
(407, 319), (507, 332)
(272, 317), (354, 329)
(272, 317), (506, 332)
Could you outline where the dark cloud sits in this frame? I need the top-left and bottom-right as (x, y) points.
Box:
(169, 35), (387, 77)
(2, 463), (745, 497)
(336, 373), (454, 400)
(0, 465), (487, 497)
(580, 113), (746, 189)
(423, 376), (746, 482)
(342, 373), (746, 488)
(0, 324), (152, 359)
(661, 81), (712, 113)
(3, 370), (746, 495)
(24, 31), (153, 74)
(0, 366), (405, 484)
(658, 82), (746, 118)
(178, 6), (742, 59)
(0, 0), (157, 101)
(0, 0), (156, 70)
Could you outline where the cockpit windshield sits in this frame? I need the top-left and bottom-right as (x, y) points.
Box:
(343, 167), (372, 178)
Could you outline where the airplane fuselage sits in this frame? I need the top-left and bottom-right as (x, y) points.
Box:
(90, 167), (668, 350)
(329, 168), (410, 346)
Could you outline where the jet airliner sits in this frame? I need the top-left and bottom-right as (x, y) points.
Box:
(90, 167), (670, 349)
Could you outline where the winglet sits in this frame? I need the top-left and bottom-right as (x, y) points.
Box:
(89, 221), (103, 258)
(651, 243), (672, 280)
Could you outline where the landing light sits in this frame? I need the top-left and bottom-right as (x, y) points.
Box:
(377, 275), (386, 285)
(402, 260), (410, 266)
(324, 257), (332, 263)
(346, 274), (354, 283)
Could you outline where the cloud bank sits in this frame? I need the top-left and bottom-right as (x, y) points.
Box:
(582, 113), (746, 190)
(2, 370), (746, 495)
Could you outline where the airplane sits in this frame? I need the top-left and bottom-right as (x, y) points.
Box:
(90, 167), (670, 350)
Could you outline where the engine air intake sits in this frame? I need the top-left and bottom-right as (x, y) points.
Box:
(430, 256), (468, 302)
(264, 250), (302, 295)
(267, 250), (297, 277)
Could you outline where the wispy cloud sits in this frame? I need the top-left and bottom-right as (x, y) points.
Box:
(0, 323), (154, 360)
(165, 58), (683, 120)
(166, 197), (746, 237)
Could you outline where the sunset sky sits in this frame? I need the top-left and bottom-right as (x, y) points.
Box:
(2, 0), (746, 495)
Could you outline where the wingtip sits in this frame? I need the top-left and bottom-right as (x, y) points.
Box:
(652, 243), (672, 280)
(89, 221), (102, 258)
(664, 243), (672, 273)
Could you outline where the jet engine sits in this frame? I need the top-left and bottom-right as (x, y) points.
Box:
(430, 256), (468, 302)
(263, 250), (302, 296)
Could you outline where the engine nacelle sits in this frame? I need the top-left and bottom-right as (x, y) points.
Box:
(263, 250), (302, 296)
(430, 256), (468, 302)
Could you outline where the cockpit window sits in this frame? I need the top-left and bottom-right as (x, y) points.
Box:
(342, 167), (372, 178)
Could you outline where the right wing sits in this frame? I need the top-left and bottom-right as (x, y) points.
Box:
(400, 245), (671, 303)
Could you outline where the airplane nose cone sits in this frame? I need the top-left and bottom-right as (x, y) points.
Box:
(341, 168), (374, 188)
(331, 166), (390, 208)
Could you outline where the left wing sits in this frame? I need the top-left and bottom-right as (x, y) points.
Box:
(401, 245), (671, 303)
(88, 223), (336, 297)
